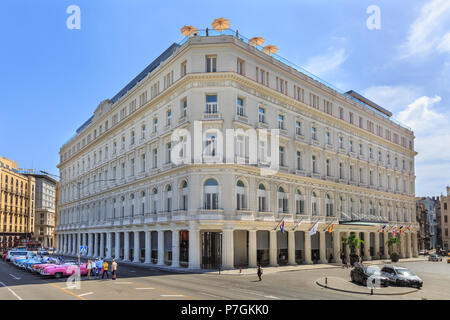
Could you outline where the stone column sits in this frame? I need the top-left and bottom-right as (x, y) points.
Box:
(123, 231), (130, 261)
(269, 230), (278, 266)
(63, 234), (67, 254)
(374, 232), (380, 260)
(94, 233), (99, 257)
(133, 231), (140, 263)
(319, 231), (327, 264)
(333, 231), (341, 264)
(100, 233), (105, 258)
(188, 228), (200, 269)
(87, 233), (93, 257)
(383, 233), (390, 258)
(144, 231), (151, 264)
(172, 230), (180, 268)
(72, 234), (76, 255)
(399, 233), (405, 259)
(304, 232), (312, 264)
(114, 232), (120, 259)
(157, 230), (164, 265)
(406, 232), (412, 258)
(364, 232), (371, 261)
(288, 231), (296, 265)
(106, 233), (112, 259)
(343, 232), (350, 261)
(222, 229), (234, 269)
(412, 232), (419, 257)
(248, 230), (257, 268)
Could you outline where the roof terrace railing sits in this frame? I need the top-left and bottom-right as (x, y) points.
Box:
(178, 28), (411, 131)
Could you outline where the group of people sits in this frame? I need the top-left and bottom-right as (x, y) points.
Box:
(340, 252), (364, 269)
(86, 257), (118, 280)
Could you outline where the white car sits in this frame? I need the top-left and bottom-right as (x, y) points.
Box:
(428, 254), (442, 262)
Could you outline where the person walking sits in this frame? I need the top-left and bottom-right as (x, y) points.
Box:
(111, 259), (118, 280)
(101, 260), (109, 279)
(257, 264), (263, 281)
(96, 257), (103, 278)
(86, 259), (92, 279)
(90, 259), (96, 278)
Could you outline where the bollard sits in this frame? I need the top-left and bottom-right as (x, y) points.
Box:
(239, 267), (242, 274)
(218, 267), (221, 275)
(325, 277), (328, 288)
(371, 288), (373, 295)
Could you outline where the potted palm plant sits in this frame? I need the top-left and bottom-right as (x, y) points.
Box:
(386, 237), (401, 262)
(342, 233), (364, 265)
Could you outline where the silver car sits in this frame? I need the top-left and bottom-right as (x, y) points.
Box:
(381, 265), (423, 288)
(428, 254), (442, 262)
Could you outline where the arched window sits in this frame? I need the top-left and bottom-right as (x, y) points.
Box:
(360, 199), (364, 216)
(369, 201), (375, 216)
(325, 193), (333, 216)
(120, 196), (125, 218)
(295, 189), (305, 214)
(339, 196), (345, 218)
(278, 187), (288, 213)
(236, 180), (246, 210)
(141, 191), (146, 215)
(180, 180), (188, 211)
(258, 183), (267, 212)
(130, 193), (135, 216)
(166, 185), (172, 212)
(311, 191), (318, 216)
(204, 179), (218, 209)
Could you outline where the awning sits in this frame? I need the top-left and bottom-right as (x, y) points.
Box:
(338, 221), (388, 227)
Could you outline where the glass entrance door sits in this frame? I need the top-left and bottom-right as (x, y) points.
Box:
(201, 232), (222, 269)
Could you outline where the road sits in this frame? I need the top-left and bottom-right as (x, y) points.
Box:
(1, 257), (449, 300)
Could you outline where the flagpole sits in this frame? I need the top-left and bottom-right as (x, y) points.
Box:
(291, 216), (305, 231)
(273, 215), (287, 231)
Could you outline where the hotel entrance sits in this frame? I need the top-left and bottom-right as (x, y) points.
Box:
(201, 231), (222, 269)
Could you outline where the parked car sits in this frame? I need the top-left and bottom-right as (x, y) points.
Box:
(6, 250), (28, 262)
(40, 263), (87, 278)
(381, 265), (423, 288)
(419, 250), (429, 256)
(350, 265), (391, 287)
(429, 254), (442, 262)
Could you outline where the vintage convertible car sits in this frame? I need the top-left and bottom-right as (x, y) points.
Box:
(40, 263), (87, 278)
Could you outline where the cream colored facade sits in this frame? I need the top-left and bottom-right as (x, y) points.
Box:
(0, 156), (35, 249)
(56, 34), (418, 268)
(440, 187), (450, 250)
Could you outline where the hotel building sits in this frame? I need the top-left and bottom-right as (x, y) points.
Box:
(56, 30), (418, 269)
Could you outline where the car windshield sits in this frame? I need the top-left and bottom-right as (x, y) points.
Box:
(396, 269), (415, 276)
(364, 266), (381, 275)
(11, 252), (26, 256)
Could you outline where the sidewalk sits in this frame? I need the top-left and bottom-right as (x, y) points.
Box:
(58, 254), (427, 276)
(316, 276), (419, 296)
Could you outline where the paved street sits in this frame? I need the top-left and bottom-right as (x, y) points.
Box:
(1, 258), (449, 300)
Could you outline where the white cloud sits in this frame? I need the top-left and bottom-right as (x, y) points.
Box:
(304, 47), (349, 78)
(362, 85), (421, 113)
(437, 32), (450, 53)
(397, 96), (444, 133)
(398, 0), (450, 59)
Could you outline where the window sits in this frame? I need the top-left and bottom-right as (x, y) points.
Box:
(237, 58), (245, 75)
(369, 147), (373, 159)
(349, 140), (354, 152)
(205, 134), (217, 156)
(131, 131), (135, 145)
(204, 179), (218, 209)
(339, 137), (343, 149)
(325, 132), (330, 145)
(311, 192), (318, 215)
(339, 107), (344, 120)
(359, 167), (363, 183)
(180, 60), (187, 77)
(181, 181), (188, 210)
(276, 77), (287, 94)
(294, 85), (304, 102)
(167, 109), (172, 126)
(349, 112), (354, 124)
(141, 124), (146, 139)
(130, 158), (135, 176)
(296, 151), (302, 170)
(237, 97), (244, 116)
(278, 114), (285, 130)
(312, 155), (317, 173)
(258, 107), (265, 123)
(312, 127), (317, 140)
(206, 95), (218, 113)
(236, 180), (246, 210)
(278, 187), (288, 213)
(326, 159), (331, 176)
(206, 55), (217, 72)
(166, 143), (171, 163)
(256, 67), (269, 85)
(359, 116), (363, 129)
(295, 121), (302, 135)
(258, 184), (267, 212)
(139, 92), (147, 106)
(141, 154), (146, 172)
(236, 135), (245, 158)
(295, 190), (305, 214)
(324, 100), (332, 115)
(166, 185), (172, 212)
(310, 93), (319, 108)
(326, 194), (333, 216)
(181, 98), (187, 118)
(339, 163), (343, 179)
(279, 147), (285, 166)
(152, 188), (158, 214)
(152, 149), (158, 168)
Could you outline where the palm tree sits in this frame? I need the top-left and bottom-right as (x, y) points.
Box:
(342, 233), (364, 264)
(386, 236), (401, 261)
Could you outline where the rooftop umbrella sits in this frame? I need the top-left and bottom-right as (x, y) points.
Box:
(212, 17), (230, 31)
(249, 37), (265, 46)
(181, 25), (198, 37)
(262, 44), (278, 55)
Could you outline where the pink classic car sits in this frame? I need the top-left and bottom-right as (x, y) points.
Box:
(40, 263), (88, 278)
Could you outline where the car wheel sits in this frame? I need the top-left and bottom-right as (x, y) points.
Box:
(54, 272), (63, 279)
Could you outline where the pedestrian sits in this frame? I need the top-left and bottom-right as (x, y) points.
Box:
(86, 259), (92, 279)
(96, 257), (103, 278)
(111, 259), (118, 280)
(91, 259), (97, 277)
(101, 260), (109, 279)
(257, 264), (263, 281)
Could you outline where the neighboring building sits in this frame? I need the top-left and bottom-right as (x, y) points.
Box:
(440, 187), (450, 250)
(416, 197), (440, 249)
(0, 156), (35, 249)
(24, 173), (57, 249)
(415, 200), (430, 250)
(56, 30), (418, 269)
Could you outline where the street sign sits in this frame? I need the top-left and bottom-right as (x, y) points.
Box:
(80, 245), (87, 254)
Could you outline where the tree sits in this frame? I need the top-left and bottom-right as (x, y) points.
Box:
(386, 236), (401, 262)
(342, 233), (364, 264)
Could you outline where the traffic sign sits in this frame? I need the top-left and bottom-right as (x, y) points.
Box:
(80, 245), (87, 254)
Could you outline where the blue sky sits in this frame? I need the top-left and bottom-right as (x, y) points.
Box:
(1, 0), (449, 196)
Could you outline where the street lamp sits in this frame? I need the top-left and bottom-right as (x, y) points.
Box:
(40, 170), (116, 274)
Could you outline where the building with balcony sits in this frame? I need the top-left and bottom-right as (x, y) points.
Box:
(0, 156), (35, 249)
(56, 29), (418, 269)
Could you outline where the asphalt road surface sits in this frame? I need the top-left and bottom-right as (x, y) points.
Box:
(1, 258), (449, 300)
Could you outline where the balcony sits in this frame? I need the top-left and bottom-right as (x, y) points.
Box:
(197, 209), (224, 220)
(202, 112), (222, 121)
(157, 211), (171, 223)
(172, 210), (188, 221)
(256, 211), (275, 221)
(234, 114), (248, 124)
(234, 209), (254, 220)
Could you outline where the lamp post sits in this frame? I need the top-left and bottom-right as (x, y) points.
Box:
(40, 171), (115, 274)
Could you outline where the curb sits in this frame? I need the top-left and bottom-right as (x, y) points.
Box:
(316, 279), (418, 296)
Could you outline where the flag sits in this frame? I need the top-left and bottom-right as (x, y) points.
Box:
(381, 225), (387, 233)
(407, 225), (411, 231)
(393, 226), (397, 237)
(327, 224), (333, 233)
(399, 225), (403, 235)
(280, 220), (285, 234)
(309, 221), (319, 236)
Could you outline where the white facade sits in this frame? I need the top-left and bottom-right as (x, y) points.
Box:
(56, 34), (418, 268)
